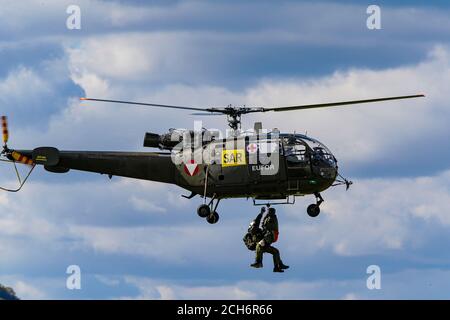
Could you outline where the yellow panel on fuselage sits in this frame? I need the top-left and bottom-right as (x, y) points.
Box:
(221, 149), (246, 167)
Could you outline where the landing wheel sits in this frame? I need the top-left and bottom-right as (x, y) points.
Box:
(307, 204), (320, 217)
(197, 204), (211, 218)
(206, 211), (220, 224)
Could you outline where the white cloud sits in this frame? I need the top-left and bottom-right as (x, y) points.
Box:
(283, 169), (450, 257)
(94, 275), (120, 287)
(242, 46), (449, 166)
(119, 267), (450, 300)
(13, 280), (47, 300)
(70, 223), (239, 264)
(129, 195), (166, 214)
(0, 66), (52, 112)
(5, 266), (450, 299)
(122, 276), (256, 300)
(67, 35), (157, 81)
(342, 292), (359, 300)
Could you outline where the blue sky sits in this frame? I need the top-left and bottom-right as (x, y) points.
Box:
(1, 0), (450, 299)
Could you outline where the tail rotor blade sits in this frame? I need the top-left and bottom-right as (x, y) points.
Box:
(1, 116), (8, 145)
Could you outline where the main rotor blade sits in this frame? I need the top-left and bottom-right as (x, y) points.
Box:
(190, 113), (224, 116)
(80, 97), (213, 112)
(264, 94), (425, 112)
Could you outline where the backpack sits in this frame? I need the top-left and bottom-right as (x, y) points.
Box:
(243, 232), (257, 251)
(243, 225), (263, 251)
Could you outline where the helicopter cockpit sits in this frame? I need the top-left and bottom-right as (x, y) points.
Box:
(282, 134), (337, 179)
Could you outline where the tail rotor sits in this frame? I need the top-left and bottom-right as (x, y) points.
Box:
(1, 116), (33, 165)
(0, 116), (36, 192)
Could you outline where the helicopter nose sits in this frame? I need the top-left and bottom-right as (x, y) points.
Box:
(311, 153), (338, 180)
(316, 166), (337, 180)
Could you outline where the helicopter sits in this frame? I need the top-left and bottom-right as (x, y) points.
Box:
(0, 94), (424, 224)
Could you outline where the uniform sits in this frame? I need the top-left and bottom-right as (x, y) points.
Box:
(250, 207), (289, 272)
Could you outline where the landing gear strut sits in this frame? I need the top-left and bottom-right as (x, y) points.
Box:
(307, 192), (324, 217)
(197, 195), (220, 224)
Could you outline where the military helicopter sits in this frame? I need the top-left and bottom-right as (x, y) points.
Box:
(0, 94), (424, 224)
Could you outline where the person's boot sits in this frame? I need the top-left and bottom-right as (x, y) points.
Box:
(273, 266), (284, 273)
(279, 262), (290, 270)
(251, 261), (263, 268)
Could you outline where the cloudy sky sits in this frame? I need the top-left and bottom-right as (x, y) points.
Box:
(1, 0), (450, 299)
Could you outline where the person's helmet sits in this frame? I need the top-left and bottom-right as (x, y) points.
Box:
(268, 207), (276, 214)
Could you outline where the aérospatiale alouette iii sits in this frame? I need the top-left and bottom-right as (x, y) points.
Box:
(1, 94), (424, 224)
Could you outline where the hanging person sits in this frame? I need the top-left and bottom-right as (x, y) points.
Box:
(245, 206), (289, 272)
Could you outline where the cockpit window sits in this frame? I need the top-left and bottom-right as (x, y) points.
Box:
(283, 137), (307, 162)
(312, 146), (336, 166)
(282, 134), (336, 168)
